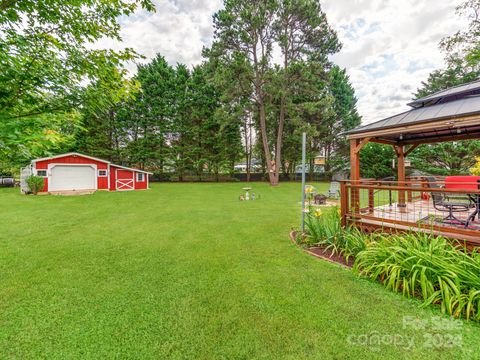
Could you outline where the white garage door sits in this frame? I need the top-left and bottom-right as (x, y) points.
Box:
(49, 165), (96, 191)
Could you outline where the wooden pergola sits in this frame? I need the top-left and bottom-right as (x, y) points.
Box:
(345, 80), (480, 206)
(341, 80), (480, 245)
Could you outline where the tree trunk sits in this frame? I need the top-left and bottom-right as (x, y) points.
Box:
(247, 115), (253, 182)
(257, 98), (275, 184)
(273, 96), (286, 186)
(252, 34), (275, 185)
(244, 114), (251, 182)
(271, 30), (290, 186)
(324, 144), (331, 179)
(246, 151), (251, 182)
(159, 140), (164, 174)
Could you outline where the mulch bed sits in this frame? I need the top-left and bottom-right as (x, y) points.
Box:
(305, 246), (354, 268)
(289, 230), (354, 269)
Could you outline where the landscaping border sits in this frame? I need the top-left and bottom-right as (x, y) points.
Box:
(289, 230), (352, 269)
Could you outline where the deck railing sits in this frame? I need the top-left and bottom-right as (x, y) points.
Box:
(340, 179), (480, 244)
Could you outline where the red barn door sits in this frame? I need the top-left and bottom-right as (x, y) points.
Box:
(115, 169), (134, 191)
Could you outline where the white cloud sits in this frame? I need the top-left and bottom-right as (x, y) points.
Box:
(99, 0), (469, 125)
(323, 0), (469, 124)
(94, 0), (222, 70)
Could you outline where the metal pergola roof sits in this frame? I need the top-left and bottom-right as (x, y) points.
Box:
(345, 80), (480, 144)
(408, 79), (480, 108)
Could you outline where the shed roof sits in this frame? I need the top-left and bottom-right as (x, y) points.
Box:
(33, 152), (110, 164)
(32, 152), (153, 174)
(110, 163), (153, 175)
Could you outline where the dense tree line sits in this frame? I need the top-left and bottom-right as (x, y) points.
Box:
(73, 52), (359, 181)
(5, 0), (480, 181)
(0, 0), (362, 182)
(76, 56), (242, 180)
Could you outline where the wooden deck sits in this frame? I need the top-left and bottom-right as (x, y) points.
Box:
(371, 199), (478, 228)
(340, 180), (480, 248)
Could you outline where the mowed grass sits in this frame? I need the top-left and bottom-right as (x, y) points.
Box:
(0, 182), (479, 359)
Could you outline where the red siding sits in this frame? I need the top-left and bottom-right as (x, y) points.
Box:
(116, 169), (133, 179)
(109, 166), (116, 191)
(110, 166), (148, 190)
(41, 176), (48, 192)
(33, 154), (148, 192)
(134, 171), (148, 190)
(35, 154), (109, 191)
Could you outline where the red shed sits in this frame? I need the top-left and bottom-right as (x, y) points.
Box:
(28, 153), (152, 193)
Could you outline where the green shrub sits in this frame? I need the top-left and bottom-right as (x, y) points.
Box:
(303, 206), (368, 262)
(302, 207), (480, 321)
(354, 233), (480, 321)
(26, 175), (45, 194)
(341, 227), (370, 262)
(304, 206), (342, 246)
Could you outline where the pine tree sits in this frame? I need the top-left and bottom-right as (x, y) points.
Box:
(206, 0), (340, 185)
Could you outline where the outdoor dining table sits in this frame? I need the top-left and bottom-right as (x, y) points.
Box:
(444, 175), (480, 226)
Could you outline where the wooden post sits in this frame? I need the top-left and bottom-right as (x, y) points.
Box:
(404, 144), (417, 203)
(340, 181), (348, 227)
(396, 145), (406, 208)
(368, 187), (375, 213)
(350, 139), (360, 213)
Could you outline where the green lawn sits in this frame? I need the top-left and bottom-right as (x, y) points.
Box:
(0, 183), (479, 359)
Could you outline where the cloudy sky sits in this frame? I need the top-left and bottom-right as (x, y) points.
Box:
(111, 0), (468, 124)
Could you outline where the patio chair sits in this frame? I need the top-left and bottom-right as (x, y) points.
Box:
(326, 181), (340, 199)
(424, 176), (441, 189)
(424, 176), (473, 205)
(425, 177), (471, 225)
(431, 193), (471, 225)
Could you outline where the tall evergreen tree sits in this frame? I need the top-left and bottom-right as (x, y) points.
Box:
(206, 0), (340, 185)
(75, 67), (138, 163)
(325, 66), (361, 175)
(131, 55), (175, 171)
